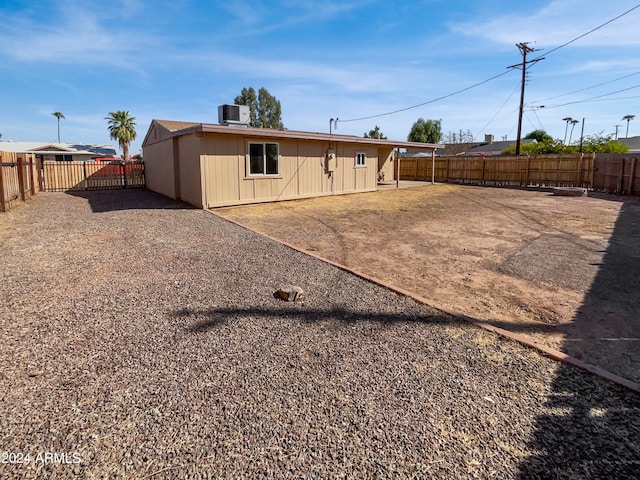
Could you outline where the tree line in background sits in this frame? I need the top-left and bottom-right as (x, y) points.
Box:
(501, 129), (629, 155)
(401, 116), (633, 154)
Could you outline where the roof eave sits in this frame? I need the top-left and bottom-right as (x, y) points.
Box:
(185, 123), (442, 150)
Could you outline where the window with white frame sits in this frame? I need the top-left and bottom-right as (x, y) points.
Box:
(248, 142), (279, 176)
(355, 152), (366, 167)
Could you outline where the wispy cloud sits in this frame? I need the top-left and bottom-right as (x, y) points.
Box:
(0, 1), (155, 72)
(450, 1), (640, 48)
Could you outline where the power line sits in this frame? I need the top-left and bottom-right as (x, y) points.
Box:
(338, 70), (514, 123)
(535, 83), (640, 109)
(337, 4), (640, 127)
(530, 4), (640, 62)
(472, 84), (520, 136)
(531, 71), (640, 104)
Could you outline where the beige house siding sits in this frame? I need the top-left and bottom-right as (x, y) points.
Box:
(177, 134), (203, 207)
(198, 134), (378, 208)
(144, 140), (176, 199)
(378, 148), (395, 182)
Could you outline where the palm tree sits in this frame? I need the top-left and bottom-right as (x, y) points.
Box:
(52, 112), (65, 143)
(568, 119), (580, 144)
(562, 117), (574, 144)
(105, 111), (137, 161)
(622, 114), (635, 138)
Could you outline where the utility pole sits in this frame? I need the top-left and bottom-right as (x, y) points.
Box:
(508, 43), (544, 156)
(614, 124), (621, 140)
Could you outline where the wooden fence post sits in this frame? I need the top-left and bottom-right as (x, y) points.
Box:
(481, 157), (486, 186)
(36, 157), (43, 191)
(629, 157), (637, 195)
(17, 155), (26, 201)
(28, 156), (36, 197)
(0, 152), (5, 212)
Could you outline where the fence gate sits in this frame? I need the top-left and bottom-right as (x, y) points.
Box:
(40, 161), (145, 192)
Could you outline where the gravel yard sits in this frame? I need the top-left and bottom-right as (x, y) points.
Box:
(1, 190), (639, 479)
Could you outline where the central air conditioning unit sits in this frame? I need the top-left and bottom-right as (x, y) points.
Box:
(218, 104), (250, 126)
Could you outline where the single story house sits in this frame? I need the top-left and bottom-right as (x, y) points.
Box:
(618, 136), (640, 153)
(142, 120), (441, 208)
(0, 142), (117, 162)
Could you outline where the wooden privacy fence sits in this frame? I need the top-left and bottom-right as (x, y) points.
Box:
(41, 160), (145, 192)
(396, 154), (595, 189)
(0, 152), (41, 212)
(591, 154), (639, 195)
(1, 154), (145, 212)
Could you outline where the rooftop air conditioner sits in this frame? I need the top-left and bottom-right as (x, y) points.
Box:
(218, 104), (250, 126)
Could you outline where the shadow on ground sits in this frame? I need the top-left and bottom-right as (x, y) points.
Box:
(66, 189), (195, 213)
(173, 305), (456, 332)
(486, 199), (640, 384)
(516, 198), (640, 478)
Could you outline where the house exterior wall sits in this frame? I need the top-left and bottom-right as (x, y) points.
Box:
(200, 132), (378, 208)
(377, 148), (395, 182)
(177, 134), (204, 207)
(142, 126), (419, 208)
(144, 140), (176, 199)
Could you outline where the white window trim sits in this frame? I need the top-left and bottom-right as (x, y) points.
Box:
(247, 141), (280, 176)
(355, 152), (367, 167)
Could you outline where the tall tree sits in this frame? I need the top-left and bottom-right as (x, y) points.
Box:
(568, 119), (580, 145)
(408, 118), (442, 143)
(105, 111), (137, 161)
(52, 112), (65, 143)
(235, 87), (258, 126)
(622, 114), (635, 138)
(364, 125), (387, 139)
(234, 87), (284, 129)
(562, 117), (574, 144)
(524, 129), (553, 143)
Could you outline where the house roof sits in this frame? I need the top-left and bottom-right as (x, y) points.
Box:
(144, 119), (443, 150)
(0, 142), (116, 156)
(618, 136), (640, 152)
(427, 139), (537, 156)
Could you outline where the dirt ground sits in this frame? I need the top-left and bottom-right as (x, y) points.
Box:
(216, 184), (640, 384)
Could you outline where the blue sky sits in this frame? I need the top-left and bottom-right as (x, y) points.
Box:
(1, 0), (639, 155)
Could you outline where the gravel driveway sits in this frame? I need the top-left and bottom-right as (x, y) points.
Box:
(1, 190), (639, 479)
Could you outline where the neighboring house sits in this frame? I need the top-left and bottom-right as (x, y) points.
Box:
(142, 119), (441, 208)
(412, 136), (537, 157)
(618, 136), (640, 153)
(0, 142), (117, 162)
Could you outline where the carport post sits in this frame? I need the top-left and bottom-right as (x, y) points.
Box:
(432, 149), (435, 184)
(396, 148), (400, 188)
